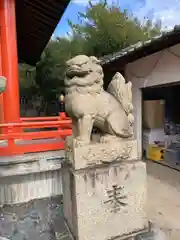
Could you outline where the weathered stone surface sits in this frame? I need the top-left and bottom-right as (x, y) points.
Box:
(64, 55), (134, 146)
(62, 159), (148, 240)
(65, 137), (138, 169)
(63, 54), (148, 240)
(0, 150), (64, 178)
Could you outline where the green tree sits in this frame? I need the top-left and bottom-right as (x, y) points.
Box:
(33, 36), (85, 114)
(70, 1), (162, 57)
(34, 34), (87, 105)
(20, 0), (162, 116)
(19, 63), (38, 99)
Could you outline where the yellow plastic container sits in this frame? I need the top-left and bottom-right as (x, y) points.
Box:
(146, 144), (165, 161)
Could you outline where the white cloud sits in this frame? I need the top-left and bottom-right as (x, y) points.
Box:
(134, 0), (180, 29)
(51, 33), (56, 40)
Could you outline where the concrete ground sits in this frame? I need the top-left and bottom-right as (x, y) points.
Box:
(147, 161), (180, 240)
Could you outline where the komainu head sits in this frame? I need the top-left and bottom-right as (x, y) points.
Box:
(64, 55), (104, 91)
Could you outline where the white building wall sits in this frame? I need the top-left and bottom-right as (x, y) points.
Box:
(125, 43), (180, 159)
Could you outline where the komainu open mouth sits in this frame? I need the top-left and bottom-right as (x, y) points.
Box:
(66, 65), (89, 78)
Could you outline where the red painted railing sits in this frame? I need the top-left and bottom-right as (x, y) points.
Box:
(0, 113), (72, 156)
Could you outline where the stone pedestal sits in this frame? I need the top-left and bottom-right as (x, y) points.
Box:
(62, 138), (148, 240)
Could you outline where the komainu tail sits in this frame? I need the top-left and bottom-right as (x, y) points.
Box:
(107, 72), (134, 125)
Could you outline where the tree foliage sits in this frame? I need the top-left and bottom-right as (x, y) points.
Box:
(19, 0), (162, 115)
(70, 1), (162, 57)
(19, 64), (38, 98)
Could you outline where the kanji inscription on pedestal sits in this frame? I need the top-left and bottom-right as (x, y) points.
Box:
(104, 185), (128, 213)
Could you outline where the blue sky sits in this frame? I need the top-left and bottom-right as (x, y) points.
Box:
(53, 0), (180, 38)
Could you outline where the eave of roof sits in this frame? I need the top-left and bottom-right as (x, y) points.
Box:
(16, 0), (70, 65)
(101, 25), (180, 70)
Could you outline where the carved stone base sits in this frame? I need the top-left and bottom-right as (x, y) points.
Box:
(62, 141), (148, 240)
(65, 137), (138, 169)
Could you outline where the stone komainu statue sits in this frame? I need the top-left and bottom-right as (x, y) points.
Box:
(64, 55), (134, 145)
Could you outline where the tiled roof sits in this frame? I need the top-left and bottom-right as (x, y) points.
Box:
(101, 25), (180, 66)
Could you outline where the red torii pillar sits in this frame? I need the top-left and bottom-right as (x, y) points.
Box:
(0, 38), (4, 126)
(0, 0), (20, 124)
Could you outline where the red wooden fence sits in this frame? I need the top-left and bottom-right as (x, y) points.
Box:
(0, 113), (72, 156)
